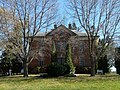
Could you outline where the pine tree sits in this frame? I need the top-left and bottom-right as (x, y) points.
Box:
(65, 44), (75, 74)
(98, 55), (109, 74)
(51, 43), (57, 62)
(0, 50), (22, 75)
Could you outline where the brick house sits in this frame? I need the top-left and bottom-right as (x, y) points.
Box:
(29, 24), (98, 73)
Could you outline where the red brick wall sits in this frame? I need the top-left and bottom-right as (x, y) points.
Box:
(29, 37), (91, 68)
(28, 26), (95, 73)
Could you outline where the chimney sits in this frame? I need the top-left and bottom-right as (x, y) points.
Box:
(54, 24), (57, 29)
(68, 24), (72, 29)
(72, 23), (77, 30)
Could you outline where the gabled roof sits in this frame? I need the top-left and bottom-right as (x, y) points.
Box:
(46, 24), (77, 36)
(34, 25), (87, 37)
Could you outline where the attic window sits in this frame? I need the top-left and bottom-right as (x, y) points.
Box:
(59, 30), (64, 36)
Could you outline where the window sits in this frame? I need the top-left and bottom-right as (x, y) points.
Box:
(39, 57), (44, 66)
(56, 42), (61, 51)
(39, 46), (44, 57)
(57, 57), (65, 64)
(59, 30), (64, 36)
(55, 41), (66, 52)
(80, 43), (84, 52)
(40, 61), (44, 66)
(41, 41), (45, 47)
(79, 57), (84, 66)
(40, 46), (44, 52)
(61, 41), (66, 51)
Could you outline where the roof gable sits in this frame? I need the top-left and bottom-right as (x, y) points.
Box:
(32, 25), (87, 37)
(46, 25), (77, 36)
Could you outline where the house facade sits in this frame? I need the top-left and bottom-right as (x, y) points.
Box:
(28, 24), (97, 73)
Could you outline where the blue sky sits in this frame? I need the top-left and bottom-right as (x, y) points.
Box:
(57, 0), (74, 26)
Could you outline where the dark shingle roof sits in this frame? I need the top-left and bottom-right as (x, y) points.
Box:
(71, 30), (87, 36)
(35, 32), (46, 36)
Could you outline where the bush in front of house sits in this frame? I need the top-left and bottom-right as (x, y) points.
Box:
(28, 66), (40, 74)
(63, 63), (71, 74)
(115, 59), (120, 75)
(115, 47), (120, 75)
(47, 63), (67, 77)
(39, 67), (47, 73)
(75, 66), (91, 74)
(46, 43), (75, 77)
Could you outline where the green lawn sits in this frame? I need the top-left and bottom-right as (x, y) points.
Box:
(0, 74), (120, 90)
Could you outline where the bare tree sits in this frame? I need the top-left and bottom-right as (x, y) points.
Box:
(0, 0), (58, 77)
(67, 0), (120, 76)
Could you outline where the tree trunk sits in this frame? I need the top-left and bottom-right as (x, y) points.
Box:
(90, 59), (96, 77)
(91, 62), (95, 76)
(23, 60), (28, 77)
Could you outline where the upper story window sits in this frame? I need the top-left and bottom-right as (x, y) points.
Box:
(39, 38), (45, 47)
(79, 42), (84, 52)
(39, 39), (45, 55)
(55, 41), (66, 52)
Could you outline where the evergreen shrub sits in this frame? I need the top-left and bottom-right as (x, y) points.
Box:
(47, 63), (67, 77)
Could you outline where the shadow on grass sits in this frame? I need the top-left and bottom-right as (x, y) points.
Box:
(0, 74), (41, 83)
(0, 73), (120, 83)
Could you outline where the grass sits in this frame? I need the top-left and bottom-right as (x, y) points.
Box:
(0, 74), (120, 90)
